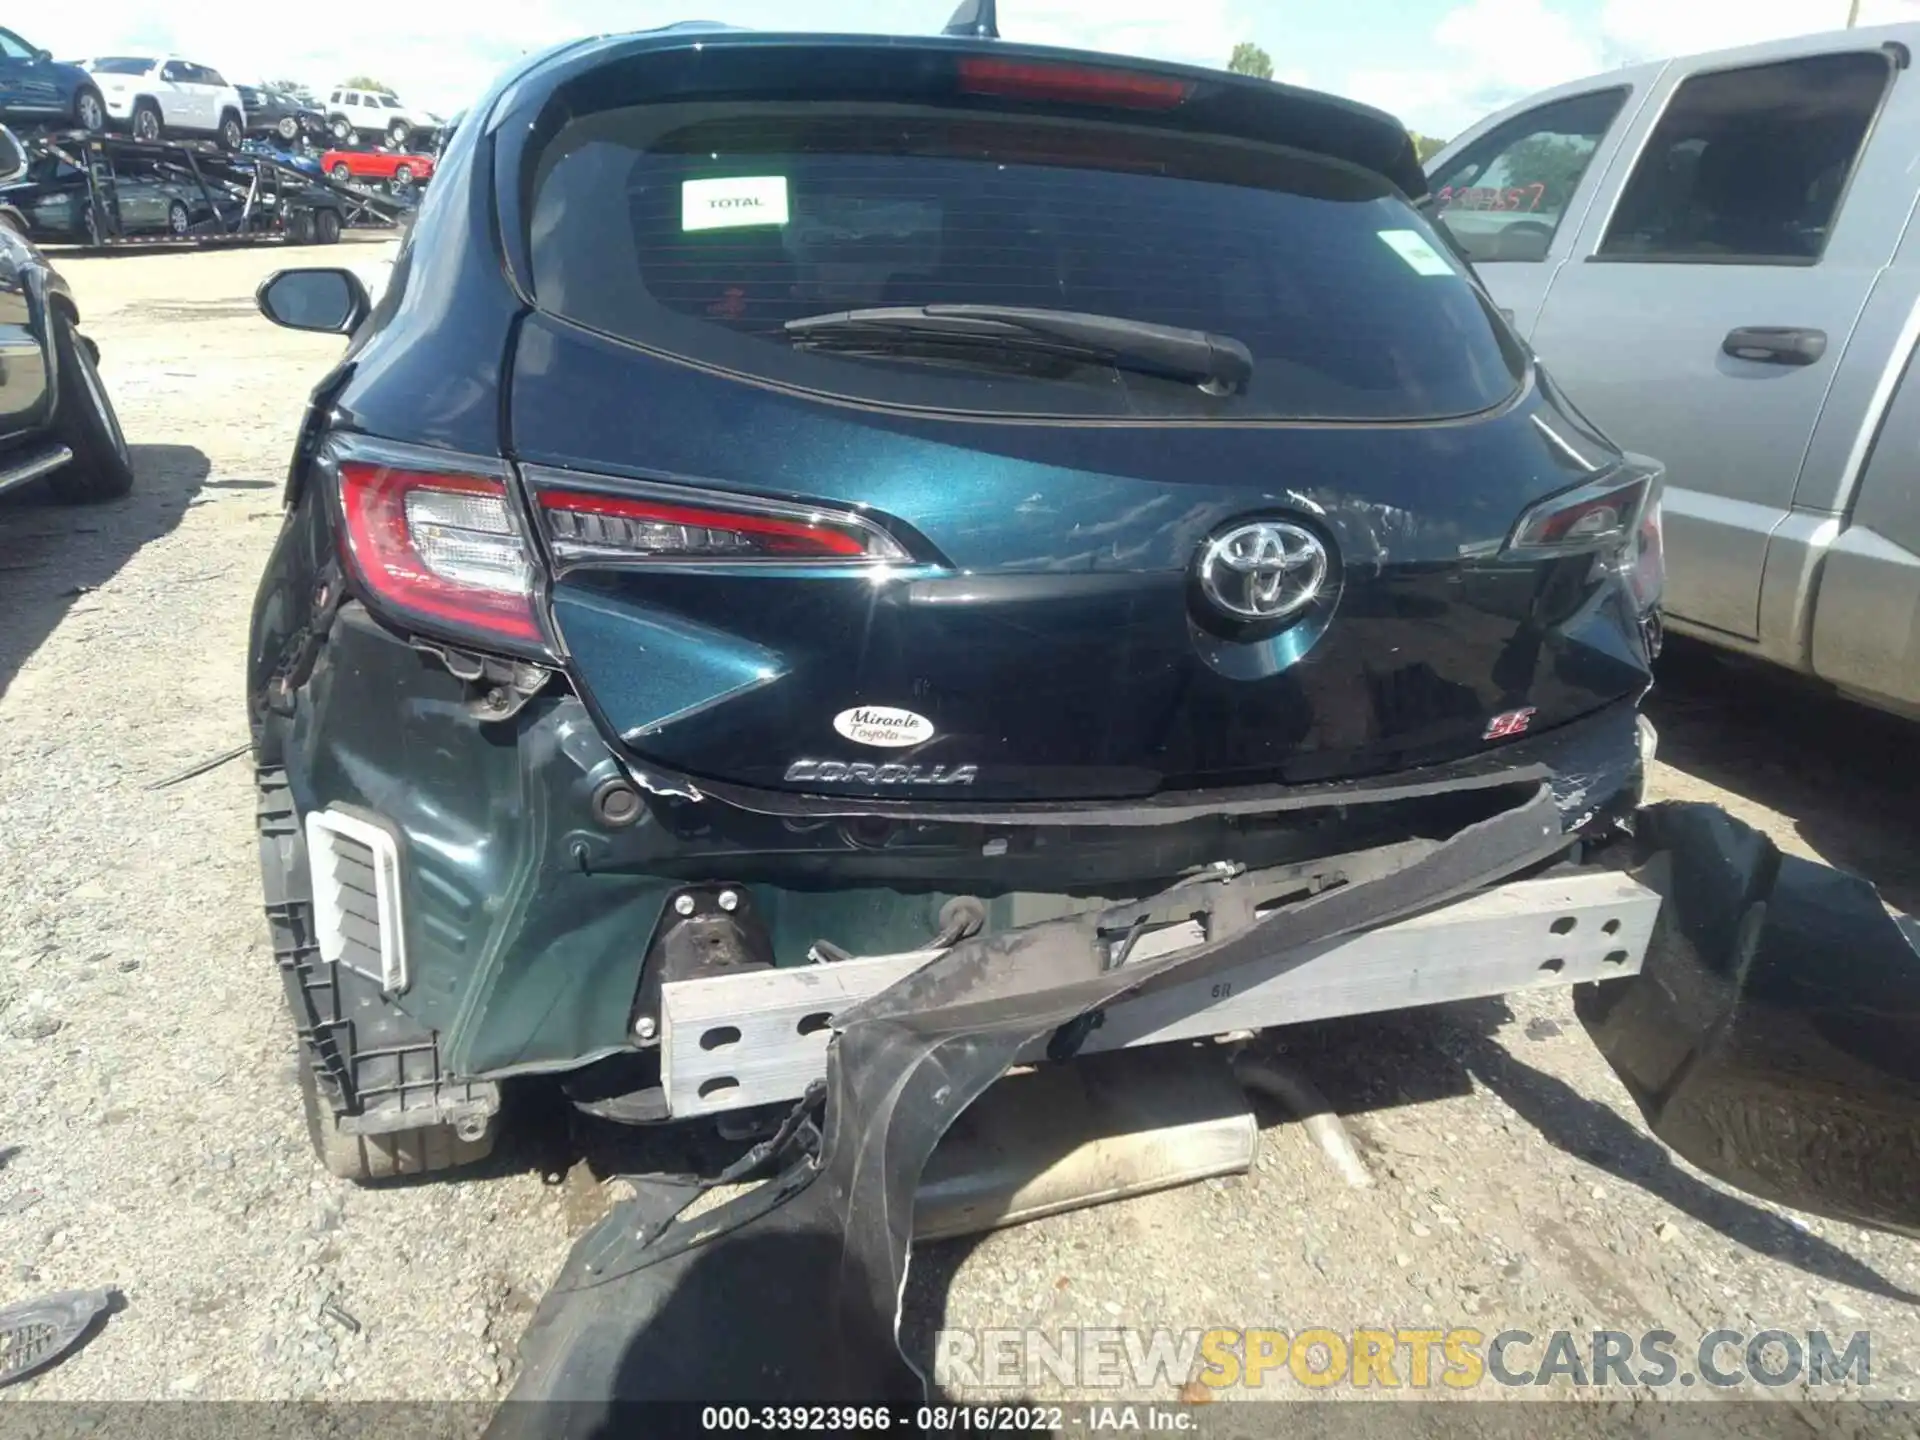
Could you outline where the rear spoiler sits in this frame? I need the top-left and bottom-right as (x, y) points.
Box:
(502, 31), (1430, 202)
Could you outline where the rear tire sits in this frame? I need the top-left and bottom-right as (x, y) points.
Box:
(296, 1048), (495, 1182)
(315, 208), (341, 244)
(393, 164), (413, 185)
(218, 111), (243, 150)
(330, 161), (351, 182)
(285, 207), (315, 245)
(387, 119), (409, 149)
(166, 200), (189, 237)
(328, 114), (352, 142)
(131, 100), (162, 142)
(45, 312), (133, 505)
(276, 115), (300, 142)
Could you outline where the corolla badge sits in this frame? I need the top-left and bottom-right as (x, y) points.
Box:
(1198, 521), (1329, 622)
(786, 760), (977, 786)
(833, 706), (934, 748)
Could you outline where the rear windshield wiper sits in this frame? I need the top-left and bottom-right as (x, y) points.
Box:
(783, 304), (1254, 394)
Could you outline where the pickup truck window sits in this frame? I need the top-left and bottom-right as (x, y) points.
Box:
(1597, 50), (1891, 265)
(1427, 89), (1627, 264)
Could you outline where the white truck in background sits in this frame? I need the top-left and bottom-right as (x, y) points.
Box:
(1428, 23), (1920, 719)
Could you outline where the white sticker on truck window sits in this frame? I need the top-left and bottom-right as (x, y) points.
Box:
(1377, 228), (1456, 277)
(682, 176), (791, 231)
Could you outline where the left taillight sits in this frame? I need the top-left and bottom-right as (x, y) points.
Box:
(531, 474), (908, 566)
(328, 443), (544, 647)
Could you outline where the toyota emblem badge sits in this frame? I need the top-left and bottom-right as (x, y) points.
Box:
(1198, 521), (1330, 622)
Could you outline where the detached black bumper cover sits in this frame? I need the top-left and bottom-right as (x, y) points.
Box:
(491, 783), (1572, 1418)
(490, 798), (1920, 1427)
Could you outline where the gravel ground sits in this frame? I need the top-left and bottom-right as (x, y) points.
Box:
(1, 243), (1916, 1416)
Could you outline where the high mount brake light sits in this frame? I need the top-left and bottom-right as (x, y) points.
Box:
(335, 460), (543, 644)
(955, 57), (1193, 110)
(536, 485), (908, 564)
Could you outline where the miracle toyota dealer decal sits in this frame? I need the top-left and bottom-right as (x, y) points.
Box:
(833, 707), (935, 748)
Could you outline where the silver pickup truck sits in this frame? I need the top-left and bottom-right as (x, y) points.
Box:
(1427, 22), (1920, 718)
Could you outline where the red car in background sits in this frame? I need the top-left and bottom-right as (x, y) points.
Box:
(322, 149), (433, 186)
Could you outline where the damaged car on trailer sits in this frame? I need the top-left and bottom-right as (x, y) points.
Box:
(242, 8), (1920, 1416)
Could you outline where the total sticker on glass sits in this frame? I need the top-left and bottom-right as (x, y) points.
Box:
(1377, 228), (1457, 277)
(682, 176), (791, 232)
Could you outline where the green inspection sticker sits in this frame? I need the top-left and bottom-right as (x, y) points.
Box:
(1377, 228), (1456, 276)
(682, 175), (791, 231)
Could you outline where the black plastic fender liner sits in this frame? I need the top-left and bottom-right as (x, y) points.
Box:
(490, 785), (1569, 1429)
(1577, 802), (1920, 1239)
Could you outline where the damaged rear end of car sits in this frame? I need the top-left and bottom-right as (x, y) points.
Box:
(243, 22), (1920, 1422)
(248, 26), (1665, 1172)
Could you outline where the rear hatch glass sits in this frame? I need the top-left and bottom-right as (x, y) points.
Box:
(526, 103), (1521, 421)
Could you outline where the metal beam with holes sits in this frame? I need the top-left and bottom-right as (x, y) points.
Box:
(660, 871), (1660, 1117)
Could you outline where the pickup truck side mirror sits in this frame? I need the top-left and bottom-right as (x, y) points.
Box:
(30, 49), (49, 65)
(256, 267), (371, 335)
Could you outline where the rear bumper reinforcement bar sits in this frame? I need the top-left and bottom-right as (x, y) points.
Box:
(662, 868), (1659, 1118)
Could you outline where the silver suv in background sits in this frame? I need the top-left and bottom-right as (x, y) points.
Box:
(324, 87), (438, 147)
(1428, 22), (1920, 720)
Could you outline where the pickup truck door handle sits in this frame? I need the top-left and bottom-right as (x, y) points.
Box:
(1722, 326), (1828, 366)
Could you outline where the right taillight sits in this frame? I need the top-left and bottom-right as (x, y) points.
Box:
(1626, 492), (1664, 616)
(329, 441), (544, 647)
(1504, 462), (1665, 619)
(1506, 471), (1652, 555)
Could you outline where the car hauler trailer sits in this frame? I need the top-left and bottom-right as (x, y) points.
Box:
(1, 126), (413, 248)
